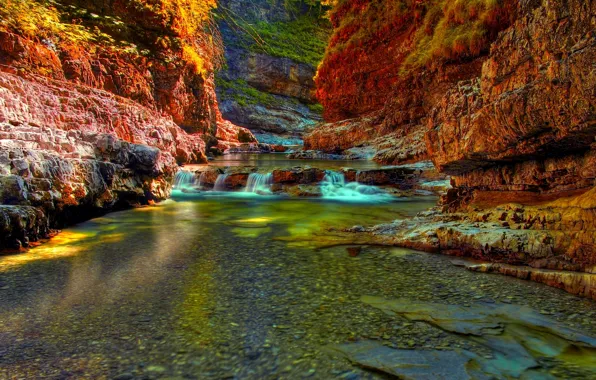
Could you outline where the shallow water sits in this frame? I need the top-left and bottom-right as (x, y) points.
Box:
(1, 195), (596, 379)
(203, 153), (381, 170)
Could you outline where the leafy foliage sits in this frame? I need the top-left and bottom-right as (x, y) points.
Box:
(0, 0), (223, 76)
(0, 0), (98, 43)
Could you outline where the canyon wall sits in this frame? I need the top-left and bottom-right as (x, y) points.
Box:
(310, 0), (596, 282)
(215, 0), (331, 145)
(307, 0), (517, 163)
(0, 0), (254, 250)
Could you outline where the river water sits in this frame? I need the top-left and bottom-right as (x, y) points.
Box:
(1, 168), (596, 378)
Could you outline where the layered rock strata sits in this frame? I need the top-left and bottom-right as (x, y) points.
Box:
(307, 0), (518, 164)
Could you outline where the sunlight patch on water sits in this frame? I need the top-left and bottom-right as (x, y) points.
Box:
(0, 230), (96, 270)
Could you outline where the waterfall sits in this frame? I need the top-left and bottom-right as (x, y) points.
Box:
(320, 170), (391, 202)
(213, 174), (229, 191)
(173, 171), (198, 190)
(245, 173), (273, 194)
(322, 170), (345, 186)
(197, 172), (206, 189)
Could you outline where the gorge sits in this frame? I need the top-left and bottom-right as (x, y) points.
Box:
(0, 0), (595, 379)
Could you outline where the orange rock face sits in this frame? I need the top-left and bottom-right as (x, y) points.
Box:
(426, 0), (596, 205)
(0, 71), (206, 164)
(309, 0), (518, 163)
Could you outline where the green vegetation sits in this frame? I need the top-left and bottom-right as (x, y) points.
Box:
(216, 76), (323, 114)
(217, 0), (332, 67)
(216, 77), (277, 107)
(404, 0), (516, 69)
(248, 16), (330, 67)
(323, 0), (515, 72)
(0, 0), (109, 45)
(307, 103), (324, 114)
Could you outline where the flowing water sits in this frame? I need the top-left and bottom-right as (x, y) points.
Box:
(245, 173), (274, 194)
(320, 171), (393, 203)
(196, 154), (382, 170)
(213, 174), (230, 192)
(1, 174), (596, 378)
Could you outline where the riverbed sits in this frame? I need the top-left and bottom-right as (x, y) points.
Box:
(1, 181), (596, 378)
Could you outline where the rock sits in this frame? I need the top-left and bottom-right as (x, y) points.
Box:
(327, 341), (474, 379)
(427, 0), (595, 175)
(341, 188), (596, 298)
(360, 296), (596, 378)
(113, 373), (134, 380)
(0, 71), (207, 164)
(466, 263), (596, 301)
(215, 0), (328, 143)
(346, 246), (361, 257)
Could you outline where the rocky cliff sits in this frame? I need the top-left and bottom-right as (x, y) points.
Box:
(307, 0), (517, 163)
(0, 0), (254, 250)
(309, 0), (596, 296)
(215, 0), (331, 145)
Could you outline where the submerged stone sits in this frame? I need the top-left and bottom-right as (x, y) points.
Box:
(360, 297), (596, 378)
(327, 341), (475, 379)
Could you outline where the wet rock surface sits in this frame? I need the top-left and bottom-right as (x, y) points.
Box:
(0, 132), (176, 251)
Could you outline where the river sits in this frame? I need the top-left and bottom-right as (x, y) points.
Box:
(1, 157), (595, 379)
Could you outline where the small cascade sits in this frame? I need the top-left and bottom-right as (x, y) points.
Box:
(320, 170), (392, 202)
(323, 170), (345, 186)
(173, 171), (198, 190)
(197, 172), (206, 189)
(213, 174), (229, 191)
(245, 173), (273, 194)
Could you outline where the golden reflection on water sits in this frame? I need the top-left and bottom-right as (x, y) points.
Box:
(0, 231), (93, 270)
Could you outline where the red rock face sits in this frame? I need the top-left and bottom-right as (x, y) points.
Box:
(426, 0), (596, 207)
(315, 3), (418, 122)
(310, 0), (520, 164)
(0, 71), (206, 164)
